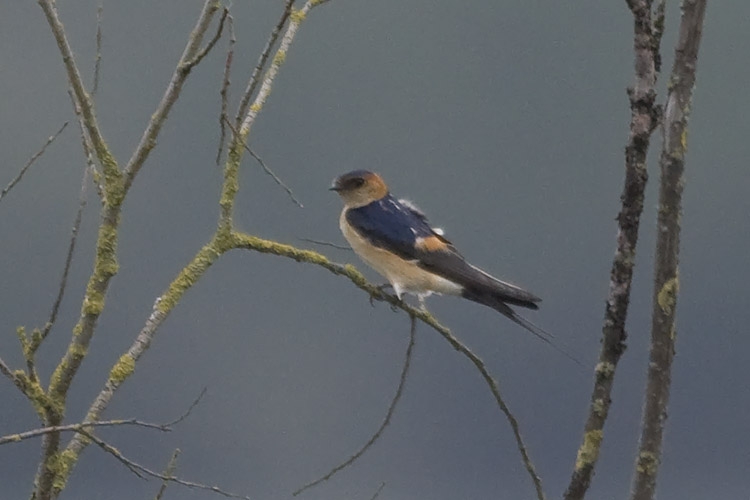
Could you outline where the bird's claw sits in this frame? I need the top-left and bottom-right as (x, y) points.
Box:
(369, 283), (393, 307)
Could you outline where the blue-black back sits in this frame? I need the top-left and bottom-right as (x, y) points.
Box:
(345, 195), (436, 260)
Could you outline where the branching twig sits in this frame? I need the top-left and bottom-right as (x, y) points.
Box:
(1, 419), (169, 446)
(0, 122), (68, 204)
(68, 88), (104, 199)
(40, 166), (89, 344)
(121, 0), (222, 193)
(223, 117), (303, 207)
(227, 232), (545, 499)
(23, 165), (91, 382)
(234, 0), (296, 127)
(1, 388), (206, 446)
(78, 429), (250, 499)
(564, 2), (665, 498)
(630, 2), (707, 499)
(293, 315), (417, 496)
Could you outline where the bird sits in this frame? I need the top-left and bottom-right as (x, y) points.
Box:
(331, 169), (578, 362)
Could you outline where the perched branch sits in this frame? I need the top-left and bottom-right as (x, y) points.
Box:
(564, 2), (665, 498)
(0, 122), (68, 204)
(228, 232), (546, 499)
(630, 1), (707, 499)
(294, 315), (417, 496)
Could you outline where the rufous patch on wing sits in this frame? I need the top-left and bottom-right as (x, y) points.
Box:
(416, 235), (449, 252)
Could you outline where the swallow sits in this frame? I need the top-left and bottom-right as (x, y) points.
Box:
(331, 170), (577, 361)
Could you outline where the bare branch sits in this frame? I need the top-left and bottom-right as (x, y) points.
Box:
(63, 240), (230, 477)
(630, 2), (707, 499)
(221, 0), (326, 224)
(227, 232), (545, 499)
(22, 165), (90, 383)
(1, 419), (170, 446)
(234, 0), (296, 127)
(183, 7), (230, 69)
(216, 13), (236, 166)
(2, 388), (206, 446)
(564, 1), (665, 497)
(294, 315), (417, 496)
(0, 122), (68, 204)
(40, 167), (89, 343)
(223, 117), (303, 207)
(92, 3), (103, 95)
(78, 429), (251, 499)
(121, 0), (222, 193)
(68, 89), (104, 199)
(164, 387), (207, 427)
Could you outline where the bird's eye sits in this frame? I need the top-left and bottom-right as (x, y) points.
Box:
(352, 178), (365, 188)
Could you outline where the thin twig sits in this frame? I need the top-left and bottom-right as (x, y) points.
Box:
(78, 429), (251, 499)
(298, 237), (352, 251)
(40, 166), (89, 344)
(0, 122), (68, 204)
(23, 165), (90, 382)
(294, 315), (417, 496)
(68, 88), (104, 199)
(223, 117), (303, 207)
(183, 7), (230, 69)
(216, 13), (236, 166)
(234, 0), (296, 127)
(121, 0), (222, 193)
(630, 2), (707, 499)
(154, 449), (181, 500)
(164, 387), (207, 427)
(1, 420), (169, 446)
(367, 482), (386, 500)
(1, 389), (207, 446)
(92, 3), (103, 95)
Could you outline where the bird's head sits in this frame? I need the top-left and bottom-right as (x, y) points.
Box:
(330, 170), (389, 208)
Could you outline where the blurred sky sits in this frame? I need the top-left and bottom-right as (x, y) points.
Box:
(1, 1), (747, 499)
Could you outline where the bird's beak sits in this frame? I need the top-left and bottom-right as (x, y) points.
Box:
(329, 178), (343, 192)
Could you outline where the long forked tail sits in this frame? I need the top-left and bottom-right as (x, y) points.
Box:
(462, 289), (583, 367)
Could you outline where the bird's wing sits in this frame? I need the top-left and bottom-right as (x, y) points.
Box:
(345, 195), (448, 260)
(416, 244), (541, 309)
(346, 196), (539, 309)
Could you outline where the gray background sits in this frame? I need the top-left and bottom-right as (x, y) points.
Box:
(1, 1), (747, 499)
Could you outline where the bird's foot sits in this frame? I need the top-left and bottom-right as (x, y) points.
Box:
(369, 283), (394, 307)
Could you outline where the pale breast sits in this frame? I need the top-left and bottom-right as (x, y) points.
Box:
(340, 210), (463, 297)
